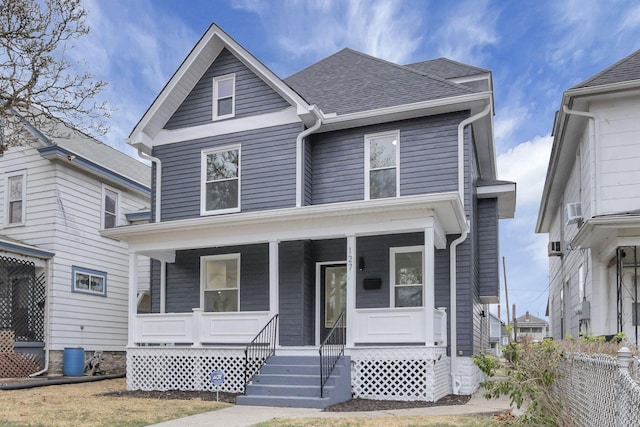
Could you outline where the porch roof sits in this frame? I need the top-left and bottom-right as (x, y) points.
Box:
(102, 192), (465, 260)
(0, 236), (54, 260)
(572, 213), (640, 259)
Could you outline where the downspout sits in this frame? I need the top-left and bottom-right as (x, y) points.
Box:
(561, 105), (598, 216)
(137, 149), (161, 223)
(296, 107), (322, 208)
(450, 103), (491, 393)
(30, 257), (53, 377)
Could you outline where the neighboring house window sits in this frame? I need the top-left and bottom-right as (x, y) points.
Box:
(578, 264), (585, 302)
(390, 246), (424, 307)
(72, 266), (107, 297)
(365, 130), (400, 200)
(213, 74), (235, 119)
(5, 171), (26, 225)
(102, 185), (120, 229)
(201, 146), (240, 214)
(201, 254), (240, 312)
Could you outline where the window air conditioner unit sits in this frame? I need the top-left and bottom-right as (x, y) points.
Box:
(548, 241), (562, 257)
(565, 202), (583, 226)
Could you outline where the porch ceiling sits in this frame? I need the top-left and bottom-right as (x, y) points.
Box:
(573, 214), (640, 259)
(103, 192), (466, 254)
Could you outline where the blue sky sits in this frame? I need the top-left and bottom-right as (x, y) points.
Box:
(74, 0), (640, 322)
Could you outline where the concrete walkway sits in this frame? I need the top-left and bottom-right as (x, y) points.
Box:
(147, 391), (512, 427)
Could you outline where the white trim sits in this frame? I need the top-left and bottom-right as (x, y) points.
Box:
(200, 253), (241, 312)
(153, 107), (301, 146)
(268, 241), (279, 320)
(315, 260), (347, 346)
(364, 130), (400, 201)
(101, 183), (121, 230)
(4, 170), (27, 227)
(200, 145), (241, 216)
(212, 73), (236, 120)
(346, 235), (357, 347)
(390, 246), (425, 308)
(424, 226), (435, 345)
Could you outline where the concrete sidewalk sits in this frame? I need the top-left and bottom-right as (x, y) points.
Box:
(147, 391), (512, 427)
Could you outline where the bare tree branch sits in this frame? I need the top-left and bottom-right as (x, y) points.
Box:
(0, 0), (109, 152)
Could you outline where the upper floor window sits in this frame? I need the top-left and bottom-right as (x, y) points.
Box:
(102, 185), (119, 229)
(201, 146), (240, 215)
(390, 246), (424, 308)
(201, 254), (240, 312)
(5, 171), (26, 226)
(213, 74), (235, 120)
(365, 131), (399, 200)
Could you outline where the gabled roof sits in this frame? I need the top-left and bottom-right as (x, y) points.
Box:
(572, 48), (640, 89)
(129, 23), (315, 152)
(284, 48), (476, 116)
(404, 57), (489, 79)
(515, 313), (548, 327)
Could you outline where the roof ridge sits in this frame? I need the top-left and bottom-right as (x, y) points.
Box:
(406, 57), (490, 74)
(339, 48), (476, 95)
(572, 47), (640, 89)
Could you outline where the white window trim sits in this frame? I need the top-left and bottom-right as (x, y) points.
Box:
(390, 245), (424, 308)
(212, 73), (236, 120)
(101, 184), (121, 230)
(200, 145), (241, 216)
(364, 130), (400, 200)
(4, 170), (27, 227)
(200, 253), (241, 312)
(72, 266), (108, 297)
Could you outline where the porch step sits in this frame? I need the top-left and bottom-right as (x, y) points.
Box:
(237, 355), (351, 408)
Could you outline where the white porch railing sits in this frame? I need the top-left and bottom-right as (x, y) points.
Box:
(133, 309), (271, 346)
(353, 307), (447, 346)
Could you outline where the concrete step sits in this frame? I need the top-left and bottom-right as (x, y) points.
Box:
(252, 373), (334, 386)
(236, 394), (333, 409)
(245, 383), (335, 398)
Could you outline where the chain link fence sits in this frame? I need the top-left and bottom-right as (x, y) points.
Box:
(558, 348), (640, 427)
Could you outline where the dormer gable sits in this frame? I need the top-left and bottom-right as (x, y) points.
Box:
(129, 23), (315, 154)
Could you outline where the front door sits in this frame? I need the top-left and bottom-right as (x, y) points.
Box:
(320, 264), (347, 342)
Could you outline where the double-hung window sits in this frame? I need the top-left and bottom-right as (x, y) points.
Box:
(213, 74), (235, 120)
(390, 246), (424, 308)
(5, 172), (26, 226)
(365, 130), (399, 200)
(102, 185), (119, 229)
(201, 146), (240, 214)
(201, 254), (240, 312)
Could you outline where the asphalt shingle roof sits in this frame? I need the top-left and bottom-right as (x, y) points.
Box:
(572, 48), (640, 89)
(284, 48), (476, 116)
(404, 58), (489, 79)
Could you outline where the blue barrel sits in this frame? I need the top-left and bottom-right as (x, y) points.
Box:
(63, 347), (84, 376)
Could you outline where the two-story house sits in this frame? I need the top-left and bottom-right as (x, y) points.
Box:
(0, 113), (150, 375)
(514, 311), (548, 343)
(537, 48), (640, 342)
(104, 24), (515, 407)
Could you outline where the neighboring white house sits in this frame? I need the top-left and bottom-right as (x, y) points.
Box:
(0, 115), (150, 375)
(514, 312), (548, 343)
(537, 48), (640, 343)
(488, 312), (507, 356)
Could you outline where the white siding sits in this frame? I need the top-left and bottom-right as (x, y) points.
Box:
(0, 144), (150, 352)
(594, 95), (640, 215)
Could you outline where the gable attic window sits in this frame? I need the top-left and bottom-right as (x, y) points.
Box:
(5, 171), (26, 226)
(102, 185), (120, 229)
(201, 145), (240, 215)
(213, 73), (236, 120)
(365, 130), (400, 200)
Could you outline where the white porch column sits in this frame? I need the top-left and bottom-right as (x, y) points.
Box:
(424, 220), (436, 346)
(269, 241), (279, 318)
(347, 235), (357, 347)
(159, 260), (167, 314)
(128, 252), (138, 347)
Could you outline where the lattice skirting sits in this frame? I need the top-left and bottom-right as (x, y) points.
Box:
(127, 347), (245, 393)
(350, 347), (450, 402)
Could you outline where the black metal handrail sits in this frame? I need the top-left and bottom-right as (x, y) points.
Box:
(319, 311), (345, 398)
(243, 314), (278, 391)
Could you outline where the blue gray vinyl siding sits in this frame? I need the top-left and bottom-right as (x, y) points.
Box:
(153, 122), (302, 221)
(278, 240), (309, 346)
(149, 244), (269, 313)
(310, 112), (466, 205)
(165, 48), (291, 129)
(478, 198), (499, 301)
